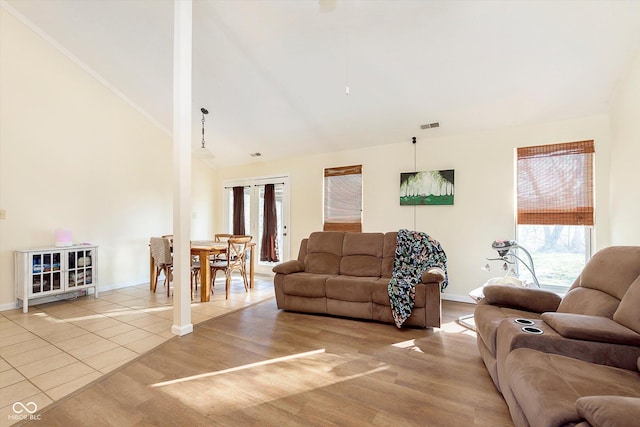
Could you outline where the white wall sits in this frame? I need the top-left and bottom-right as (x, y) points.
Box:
(610, 48), (640, 245)
(214, 115), (612, 301)
(0, 8), (215, 309)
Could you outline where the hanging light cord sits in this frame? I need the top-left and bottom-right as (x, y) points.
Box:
(201, 107), (209, 148)
(412, 137), (417, 230)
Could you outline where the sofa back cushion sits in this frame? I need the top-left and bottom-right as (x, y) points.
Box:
(558, 246), (640, 317)
(613, 276), (640, 334)
(381, 232), (398, 278)
(304, 232), (345, 274)
(340, 232), (384, 277)
(297, 238), (309, 261)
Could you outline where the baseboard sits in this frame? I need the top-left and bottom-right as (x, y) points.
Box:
(0, 280), (151, 312)
(441, 293), (476, 304)
(0, 301), (19, 311)
(98, 279), (149, 292)
(171, 323), (194, 336)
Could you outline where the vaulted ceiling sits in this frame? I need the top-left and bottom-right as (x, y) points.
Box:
(4, 0), (640, 167)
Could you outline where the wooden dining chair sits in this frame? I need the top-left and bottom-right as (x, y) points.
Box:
(209, 236), (252, 299)
(190, 255), (200, 300)
(211, 233), (233, 262)
(150, 237), (173, 296)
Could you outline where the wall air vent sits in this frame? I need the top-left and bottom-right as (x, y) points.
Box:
(420, 122), (440, 130)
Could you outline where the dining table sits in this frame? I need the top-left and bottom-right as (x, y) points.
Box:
(149, 239), (256, 302)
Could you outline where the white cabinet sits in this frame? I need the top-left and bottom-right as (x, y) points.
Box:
(15, 245), (98, 313)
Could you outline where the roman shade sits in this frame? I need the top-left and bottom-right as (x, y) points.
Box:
(323, 165), (362, 232)
(517, 140), (594, 226)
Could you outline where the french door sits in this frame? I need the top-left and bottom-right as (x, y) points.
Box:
(222, 175), (290, 275)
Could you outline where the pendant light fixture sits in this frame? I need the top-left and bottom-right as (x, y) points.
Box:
(200, 107), (209, 148)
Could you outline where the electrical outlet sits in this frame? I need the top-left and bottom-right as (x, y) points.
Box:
(0, 209), (5, 220)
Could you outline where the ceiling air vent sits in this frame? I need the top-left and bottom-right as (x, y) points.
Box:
(420, 122), (440, 130)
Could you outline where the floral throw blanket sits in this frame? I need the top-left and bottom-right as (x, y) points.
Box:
(388, 229), (448, 328)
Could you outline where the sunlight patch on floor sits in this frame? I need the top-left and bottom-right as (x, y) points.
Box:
(392, 320), (476, 351)
(440, 319), (476, 336)
(391, 339), (423, 353)
(151, 349), (390, 414)
(151, 349), (327, 387)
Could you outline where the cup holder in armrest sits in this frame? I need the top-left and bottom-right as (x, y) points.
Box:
(514, 318), (535, 326)
(521, 326), (543, 335)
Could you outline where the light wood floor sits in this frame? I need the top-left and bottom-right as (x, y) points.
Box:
(0, 277), (275, 426)
(16, 296), (513, 426)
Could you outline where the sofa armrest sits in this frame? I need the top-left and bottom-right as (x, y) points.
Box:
(576, 396), (640, 427)
(542, 313), (640, 346)
(272, 260), (305, 275)
(483, 285), (562, 313)
(422, 267), (446, 284)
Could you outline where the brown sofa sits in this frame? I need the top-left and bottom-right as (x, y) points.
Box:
(504, 349), (640, 427)
(272, 231), (446, 328)
(474, 246), (640, 426)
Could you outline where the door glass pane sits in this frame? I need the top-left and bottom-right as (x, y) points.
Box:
(226, 187), (251, 234)
(258, 184), (284, 266)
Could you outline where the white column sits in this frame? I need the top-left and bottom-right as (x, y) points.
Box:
(171, 0), (193, 336)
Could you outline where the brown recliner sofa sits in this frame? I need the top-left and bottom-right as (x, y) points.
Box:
(474, 246), (640, 426)
(504, 349), (640, 427)
(272, 231), (445, 328)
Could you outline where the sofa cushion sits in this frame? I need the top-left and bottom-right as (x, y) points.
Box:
(342, 232), (384, 257)
(283, 273), (331, 297)
(340, 255), (382, 277)
(381, 232), (397, 278)
(326, 276), (376, 302)
(575, 246), (640, 299)
(304, 231), (344, 274)
(614, 276), (640, 334)
(557, 287), (621, 318)
(339, 232), (384, 276)
(542, 312), (640, 346)
(576, 396), (640, 427)
(483, 285), (562, 313)
(505, 348), (640, 427)
(558, 246), (640, 317)
(371, 278), (426, 308)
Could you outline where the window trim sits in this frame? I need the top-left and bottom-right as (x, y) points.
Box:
(515, 140), (595, 292)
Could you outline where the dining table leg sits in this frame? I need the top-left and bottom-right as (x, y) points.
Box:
(198, 249), (211, 302)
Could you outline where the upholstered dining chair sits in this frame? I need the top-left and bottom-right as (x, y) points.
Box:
(210, 236), (252, 299)
(150, 237), (173, 296)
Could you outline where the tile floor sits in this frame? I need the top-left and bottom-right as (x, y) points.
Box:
(0, 277), (274, 426)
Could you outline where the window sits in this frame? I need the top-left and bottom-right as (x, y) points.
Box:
(323, 165), (362, 232)
(516, 140), (594, 291)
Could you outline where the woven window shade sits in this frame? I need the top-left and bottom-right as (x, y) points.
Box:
(323, 165), (362, 232)
(517, 140), (594, 226)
